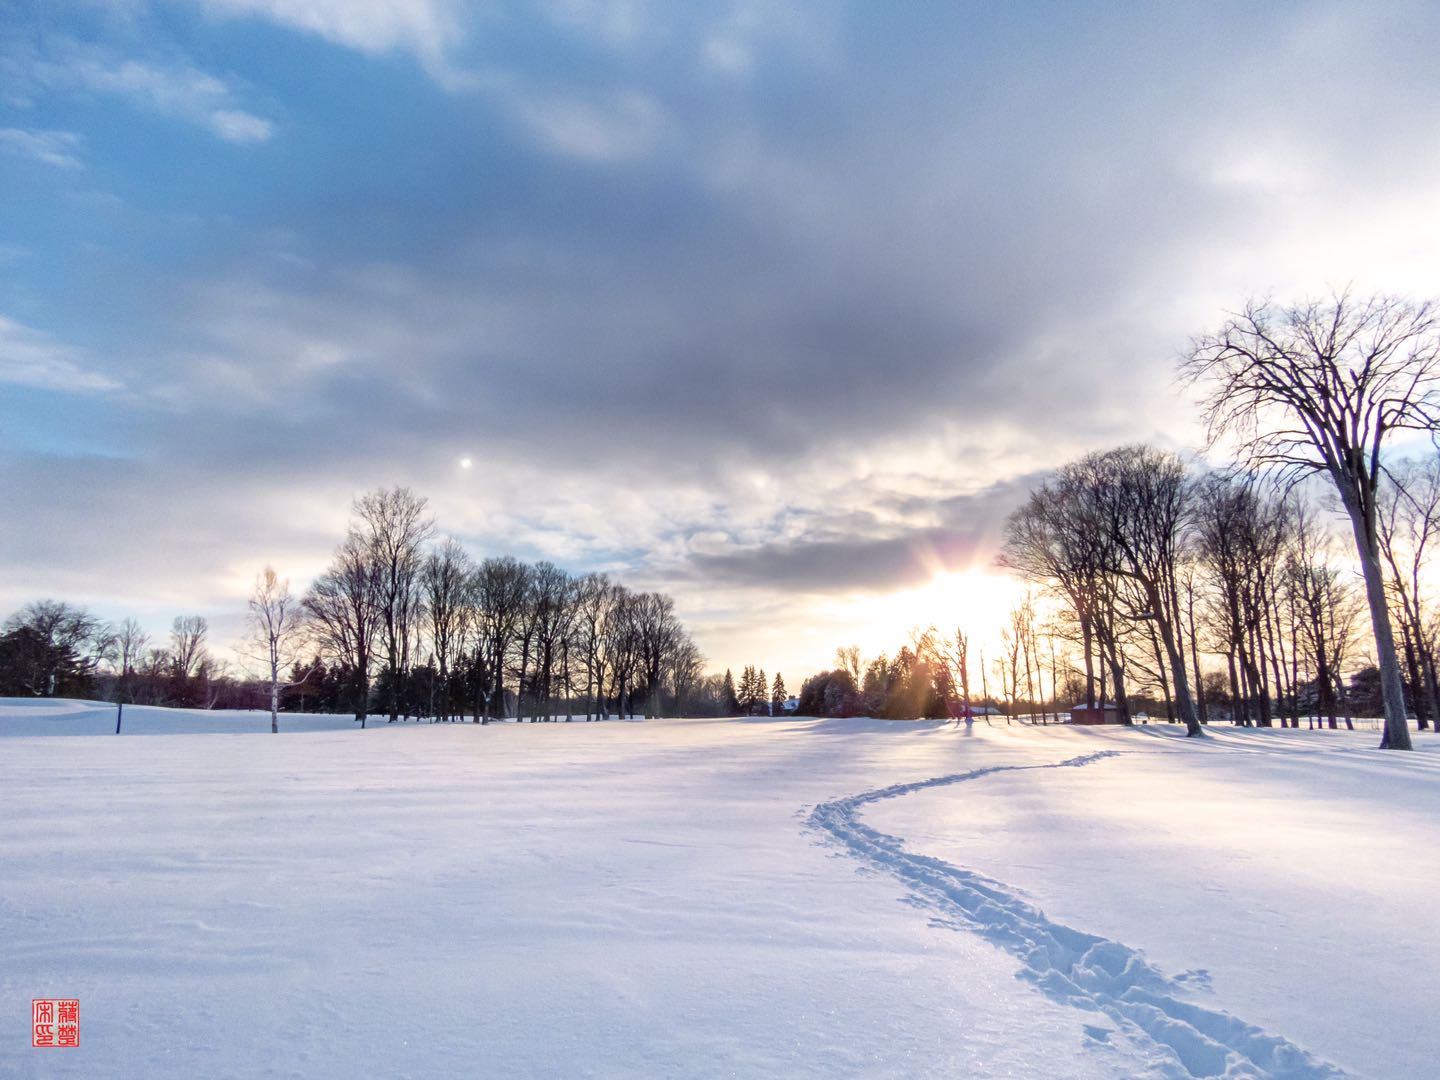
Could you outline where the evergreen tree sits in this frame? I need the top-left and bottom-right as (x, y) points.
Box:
(722, 668), (739, 714)
(771, 672), (787, 715)
(757, 669), (767, 715)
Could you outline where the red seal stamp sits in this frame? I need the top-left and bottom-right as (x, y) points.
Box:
(32, 999), (79, 1048)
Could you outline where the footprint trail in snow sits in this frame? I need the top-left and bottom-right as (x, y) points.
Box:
(808, 751), (1347, 1080)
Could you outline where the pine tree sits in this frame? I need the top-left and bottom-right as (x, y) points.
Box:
(723, 668), (739, 714)
(743, 665), (766, 714)
(757, 669), (767, 715)
(771, 672), (786, 715)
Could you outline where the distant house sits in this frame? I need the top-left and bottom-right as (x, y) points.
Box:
(951, 703), (1001, 719)
(781, 696), (799, 714)
(1068, 703), (1124, 725)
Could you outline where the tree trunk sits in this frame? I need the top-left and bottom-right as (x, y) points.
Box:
(1187, 593), (1207, 725)
(1081, 614), (1096, 709)
(1350, 511), (1413, 749)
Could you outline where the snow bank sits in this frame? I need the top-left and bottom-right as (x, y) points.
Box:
(1, 697), (378, 735)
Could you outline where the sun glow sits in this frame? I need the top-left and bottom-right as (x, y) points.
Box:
(817, 568), (1030, 669)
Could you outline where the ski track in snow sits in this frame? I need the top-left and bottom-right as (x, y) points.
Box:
(808, 750), (1348, 1080)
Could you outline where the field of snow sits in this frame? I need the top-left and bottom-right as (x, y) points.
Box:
(2, 700), (1436, 1079)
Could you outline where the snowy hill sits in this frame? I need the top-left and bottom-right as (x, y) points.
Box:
(1, 705), (1436, 1078)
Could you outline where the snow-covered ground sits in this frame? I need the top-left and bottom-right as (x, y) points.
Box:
(0, 698), (363, 736)
(2, 700), (1435, 1078)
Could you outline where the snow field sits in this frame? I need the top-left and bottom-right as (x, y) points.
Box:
(2, 702), (1435, 1078)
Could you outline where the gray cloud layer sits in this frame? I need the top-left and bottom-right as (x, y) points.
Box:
(5, 2), (1440, 670)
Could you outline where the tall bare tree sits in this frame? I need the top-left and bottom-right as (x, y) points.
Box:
(472, 556), (530, 722)
(113, 617), (148, 703)
(304, 533), (381, 726)
(573, 572), (616, 720)
(354, 487), (434, 723)
(1184, 292), (1440, 749)
(633, 591), (680, 718)
(603, 587), (642, 719)
(422, 539), (473, 722)
(170, 615), (209, 680)
(1086, 446), (1201, 735)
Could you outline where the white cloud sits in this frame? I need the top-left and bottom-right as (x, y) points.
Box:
(0, 127), (84, 168)
(189, 0), (464, 80)
(0, 316), (121, 394)
(207, 108), (273, 143)
(512, 89), (665, 163)
(15, 39), (274, 144)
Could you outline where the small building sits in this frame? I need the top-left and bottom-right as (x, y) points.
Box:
(1068, 703), (1124, 725)
(781, 696), (799, 714)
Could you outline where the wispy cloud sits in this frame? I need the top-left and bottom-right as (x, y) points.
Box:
(190, 0), (467, 85)
(12, 39), (273, 144)
(511, 88), (665, 163)
(0, 127), (84, 168)
(0, 316), (122, 394)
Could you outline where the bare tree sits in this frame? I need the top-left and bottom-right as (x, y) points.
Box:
(112, 617), (148, 706)
(1378, 456), (1440, 731)
(1002, 469), (1122, 717)
(1193, 474), (1288, 727)
(1086, 446), (1201, 735)
(354, 487), (434, 723)
(573, 572), (616, 720)
(1184, 292), (1440, 749)
(247, 567), (310, 733)
(472, 556), (530, 722)
(304, 533), (381, 726)
(1287, 507), (1361, 729)
(422, 539), (473, 722)
(670, 637), (706, 716)
(603, 587), (643, 719)
(528, 562), (575, 720)
(170, 616), (209, 679)
(633, 591), (680, 718)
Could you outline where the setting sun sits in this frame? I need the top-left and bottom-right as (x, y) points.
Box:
(816, 568), (1031, 669)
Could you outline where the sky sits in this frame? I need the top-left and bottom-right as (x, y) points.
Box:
(4, 1), (1440, 680)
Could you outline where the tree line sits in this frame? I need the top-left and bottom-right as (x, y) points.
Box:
(246, 486), (719, 730)
(996, 448), (1439, 734)
(0, 603), (243, 709)
(792, 293), (1440, 750)
(1, 486), (724, 732)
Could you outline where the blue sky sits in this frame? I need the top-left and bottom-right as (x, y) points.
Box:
(4, 1), (1440, 676)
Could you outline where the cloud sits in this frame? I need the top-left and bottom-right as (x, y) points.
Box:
(0, 127), (84, 168)
(7, 2), (1440, 677)
(10, 38), (274, 143)
(679, 473), (1043, 596)
(509, 87), (666, 163)
(188, 0), (467, 84)
(0, 316), (122, 394)
(206, 108), (273, 144)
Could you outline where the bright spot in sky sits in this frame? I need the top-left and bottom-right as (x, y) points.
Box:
(817, 568), (1032, 665)
(459, 458), (473, 470)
